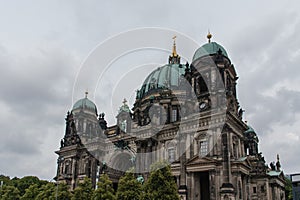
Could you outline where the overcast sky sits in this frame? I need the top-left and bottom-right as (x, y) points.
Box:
(0, 0), (299, 180)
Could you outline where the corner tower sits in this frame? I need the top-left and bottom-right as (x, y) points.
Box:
(55, 92), (107, 189)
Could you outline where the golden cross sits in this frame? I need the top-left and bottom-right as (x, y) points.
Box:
(172, 35), (177, 42)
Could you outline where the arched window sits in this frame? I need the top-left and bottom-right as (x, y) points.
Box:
(199, 76), (208, 94)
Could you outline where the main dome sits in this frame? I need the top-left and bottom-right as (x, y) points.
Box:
(137, 63), (186, 99)
(72, 97), (97, 114)
(192, 42), (228, 62)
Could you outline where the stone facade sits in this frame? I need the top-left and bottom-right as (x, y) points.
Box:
(55, 35), (286, 199)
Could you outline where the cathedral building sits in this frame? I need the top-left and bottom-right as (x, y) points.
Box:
(55, 33), (286, 200)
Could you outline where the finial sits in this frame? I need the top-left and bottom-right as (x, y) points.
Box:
(123, 98), (127, 105)
(85, 90), (88, 98)
(172, 35), (177, 57)
(207, 30), (212, 43)
(277, 154), (280, 161)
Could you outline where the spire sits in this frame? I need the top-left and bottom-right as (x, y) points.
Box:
(172, 35), (177, 57)
(169, 36), (180, 64)
(85, 90), (88, 98)
(207, 31), (212, 43)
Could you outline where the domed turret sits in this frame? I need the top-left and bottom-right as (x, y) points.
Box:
(72, 92), (97, 114)
(244, 125), (259, 155)
(118, 98), (131, 113)
(192, 33), (229, 62)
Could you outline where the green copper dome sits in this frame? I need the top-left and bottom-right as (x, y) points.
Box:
(72, 97), (97, 114)
(192, 42), (228, 62)
(137, 63), (186, 99)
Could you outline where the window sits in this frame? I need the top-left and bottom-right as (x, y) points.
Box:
(199, 140), (208, 156)
(171, 108), (177, 122)
(120, 120), (127, 132)
(65, 161), (71, 175)
(168, 148), (175, 162)
(253, 186), (257, 193)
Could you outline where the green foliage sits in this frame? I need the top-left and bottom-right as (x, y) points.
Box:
(116, 169), (142, 200)
(143, 161), (179, 200)
(93, 174), (115, 200)
(285, 176), (293, 200)
(21, 182), (71, 200)
(20, 184), (40, 200)
(72, 177), (93, 200)
(0, 185), (20, 200)
(13, 176), (45, 196)
(0, 175), (12, 187)
(35, 182), (56, 200)
(55, 183), (72, 200)
(0, 174), (50, 200)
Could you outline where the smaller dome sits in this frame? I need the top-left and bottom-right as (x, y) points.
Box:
(118, 98), (131, 113)
(192, 42), (228, 62)
(119, 104), (130, 113)
(72, 97), (97, 114)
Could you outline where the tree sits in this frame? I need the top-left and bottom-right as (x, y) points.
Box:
(285, 176), (293, 200)
(55, 183), (72, 200)
(93, 174), (115, 200)
(72, 177), (93, 200)
(35, 182), (56, 200)
(13, 176), (45, 196)
(143, 161), (179, 200)
(20, 184), (40, 200)
(116, 169), (142, 200)
(0, 185), (20, 200)
(0, 175), (12, 187)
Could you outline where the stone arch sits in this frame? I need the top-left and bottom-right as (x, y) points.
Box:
(109, 151), (135, 172)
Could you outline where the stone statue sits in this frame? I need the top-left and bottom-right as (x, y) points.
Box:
(60, 139), (64, 148)
(276, 154), (281, 171)
(270, 162), (276, 171)
(238, 108), (244, 119)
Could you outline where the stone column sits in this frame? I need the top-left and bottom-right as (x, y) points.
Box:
(220, 131), (235, 199)
(178, 133), (187, 200)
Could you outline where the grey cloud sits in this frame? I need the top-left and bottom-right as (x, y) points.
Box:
(1, 0), (300, 179)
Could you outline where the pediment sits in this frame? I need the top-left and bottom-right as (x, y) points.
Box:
(186, 155), (217, 166)
(232, 156), (252, 168)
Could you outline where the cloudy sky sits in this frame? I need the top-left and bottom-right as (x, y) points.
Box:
(0, 0), (299, 180)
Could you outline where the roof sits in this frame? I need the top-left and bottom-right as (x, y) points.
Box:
(245, 125), (256, 134)
(192, 42), (228, 62)
(267, 170), (282, 177)
(72, 97), (97, 114)
(137, 63), (186, 99)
